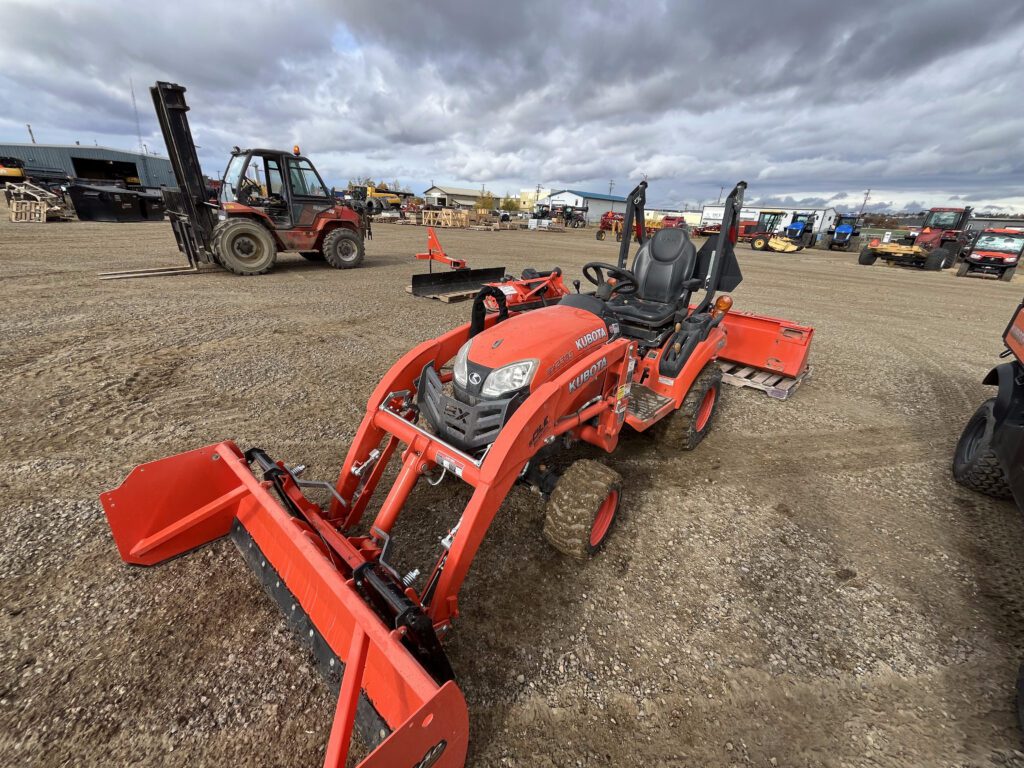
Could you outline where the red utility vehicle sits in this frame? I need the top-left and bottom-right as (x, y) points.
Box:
(956, 228), (1024, 281)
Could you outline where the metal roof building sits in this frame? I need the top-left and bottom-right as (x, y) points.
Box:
(540, 189), (627, 222)
(0, 143), (175, 187)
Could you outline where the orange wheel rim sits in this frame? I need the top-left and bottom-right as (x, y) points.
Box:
(590, 489), (619, 548)
(695, 387), (716, 431)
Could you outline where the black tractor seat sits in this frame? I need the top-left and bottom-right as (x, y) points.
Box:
(607, 227), (698, 327)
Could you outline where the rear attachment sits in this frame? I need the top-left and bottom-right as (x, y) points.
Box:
(716, 309), (814, 400)
(100, 442), (469, 768)
(409, 227), (506, 302)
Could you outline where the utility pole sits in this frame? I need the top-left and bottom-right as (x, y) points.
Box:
(858, 189), (871, 216)
(608, 179), (614, 196)
(717, 186), (724, 204)
(26, 124), (36, 144)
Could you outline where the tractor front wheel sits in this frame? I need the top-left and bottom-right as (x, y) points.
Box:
(952, 399), (1012, 499)
(543, 460), (622, 561)
(924, 248), (947, 271)
(211, 218), (277, 276)
(596, 229), (606, 241)
(658, 363), (723, 451)
(858, 247), (877, 266)
(322, 228), (365, 269)
(751, 236), (768, 251)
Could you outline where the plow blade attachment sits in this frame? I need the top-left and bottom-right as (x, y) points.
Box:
(101, 442), (469, 767)
(411, 266), (507, 298)
(720, 309), (813, 377)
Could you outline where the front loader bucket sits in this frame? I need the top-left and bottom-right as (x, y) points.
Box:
(767, 236), (802, 253)
(411, 266), (507, 298)
(101, 442), (469, 767)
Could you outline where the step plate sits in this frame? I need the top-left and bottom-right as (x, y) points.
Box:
(627, 384), (673, 422)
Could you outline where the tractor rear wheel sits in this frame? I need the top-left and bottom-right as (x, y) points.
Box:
(858, 247), (877, 266)
(596, 230), (606, 241)
(953, 399), (1012, 499)
(658, 363), (723, 451)
(924, 248), (947, 271)
(300, 250), (324, 261)
(751, 236), (768, 251)
(322, 228), (365, 269)
(211, 218), (277, 276)
(543, 460), (622, 561)
(1002, 267), (1016, 283)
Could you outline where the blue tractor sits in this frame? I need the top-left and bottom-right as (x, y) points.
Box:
(826, 214), (861, 250)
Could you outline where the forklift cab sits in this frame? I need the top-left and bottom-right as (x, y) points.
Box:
(220, 147), (333, 229)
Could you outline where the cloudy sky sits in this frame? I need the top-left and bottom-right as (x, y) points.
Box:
(1, 0), (1023, 212)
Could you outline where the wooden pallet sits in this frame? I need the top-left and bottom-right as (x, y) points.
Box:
(421, 209), (469, 228)
(10, 200), (46, 223)
(718, 361), (810, 400)
(404, 285), (478, 303)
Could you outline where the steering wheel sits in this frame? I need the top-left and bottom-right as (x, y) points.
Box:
(582, 262), (638, 299)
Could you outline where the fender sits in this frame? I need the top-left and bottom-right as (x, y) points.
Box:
(983, 361), (1024, 421)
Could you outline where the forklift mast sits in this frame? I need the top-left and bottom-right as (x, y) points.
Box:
(151, 81), (217, 263)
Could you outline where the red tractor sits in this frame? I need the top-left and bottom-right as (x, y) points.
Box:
(858, 207), (972, 271)
(100, 181), (814, 766)
(102, 82), (369, 279)
(956, 228), (1024, 282)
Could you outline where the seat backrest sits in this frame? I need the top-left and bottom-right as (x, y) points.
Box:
(631, 227), (698, 304)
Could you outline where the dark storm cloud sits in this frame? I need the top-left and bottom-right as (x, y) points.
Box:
(1, 0), (1022, 210)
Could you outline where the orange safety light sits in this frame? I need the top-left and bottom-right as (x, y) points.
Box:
(713, 294), (733, 318)
(869, 238), (881, 247)
(292, 144), (301, 156)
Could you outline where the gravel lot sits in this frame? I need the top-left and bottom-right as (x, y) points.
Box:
(2, 211), (1024, 767)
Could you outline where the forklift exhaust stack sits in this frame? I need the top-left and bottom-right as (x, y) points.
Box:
(101, 442), (469, 768)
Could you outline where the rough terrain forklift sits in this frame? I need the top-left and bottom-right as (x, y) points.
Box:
(101, 82), (369, 279)
(858, 207), (972, 271)
(100, 180), (814, 766)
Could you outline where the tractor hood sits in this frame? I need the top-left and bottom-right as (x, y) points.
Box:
(458, 304), (610, 400)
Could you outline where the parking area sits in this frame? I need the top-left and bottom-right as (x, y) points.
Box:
(2, 216), (1024, 767)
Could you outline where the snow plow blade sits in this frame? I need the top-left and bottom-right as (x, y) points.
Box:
(411, 266), (507, 298)
(100, 441), (469, 768)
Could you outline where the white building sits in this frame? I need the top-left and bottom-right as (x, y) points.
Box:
(540, 189), (627, 223)
(700, 203), (837, 235)
(423, 185), (490, 208)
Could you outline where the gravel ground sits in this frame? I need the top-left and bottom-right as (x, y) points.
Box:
(2, 211), (1024, 767)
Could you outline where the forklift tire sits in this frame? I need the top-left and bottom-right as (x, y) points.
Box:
(858, 247), (877, 266)
(952, 399), (1012, 499)
(322, 228), (365, 269)
(299, 251), (324, 261)
(1002, 267), (1016, 283)
(543, 460), (622, 561)
(211, 219), (277, 276)
(924, 249), (947, 271)
(659, 363), (723, 451)
(956, 262), (970, 277)
(751, 236), (767, 251)
(596, 230), (606, 241)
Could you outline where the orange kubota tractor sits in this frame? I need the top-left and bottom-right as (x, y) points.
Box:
(101, 180), (813, 766)
(101, 82), (369, 279)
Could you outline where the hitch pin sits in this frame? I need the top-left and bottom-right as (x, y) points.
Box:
(351, 449), (382, 478)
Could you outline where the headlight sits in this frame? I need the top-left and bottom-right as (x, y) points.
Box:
(482, 360), (537, 398)
(1007, 257), (1019, 264)
(452, 341), (471, 388)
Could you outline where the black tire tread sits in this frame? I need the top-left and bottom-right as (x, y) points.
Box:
(543, 460), (621, 561)
(322, 228), (365, 269)
(858, 246), (877, 265)
(953, 399), (1012, 499)
(658, 363), (723, 451)
(211, 219), (276, 276)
